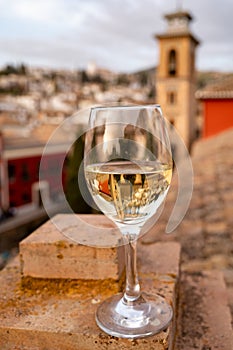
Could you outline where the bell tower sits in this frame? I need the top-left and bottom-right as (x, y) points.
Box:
(155, 10), (199, 148)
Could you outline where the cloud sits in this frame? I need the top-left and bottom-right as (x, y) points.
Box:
(0, 0), (233, 72)
(0, 0), (60, 23)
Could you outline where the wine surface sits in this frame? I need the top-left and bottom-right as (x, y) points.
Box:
(85, 161), (172, 224)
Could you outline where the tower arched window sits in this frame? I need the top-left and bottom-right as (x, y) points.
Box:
(168, 49), (177, 76)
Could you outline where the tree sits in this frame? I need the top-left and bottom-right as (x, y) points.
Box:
(65, 134), (93, 214)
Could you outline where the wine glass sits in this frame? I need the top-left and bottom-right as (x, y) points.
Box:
(84, 105), (173, 339)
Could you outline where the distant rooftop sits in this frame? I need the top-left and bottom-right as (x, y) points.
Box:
(196, 76), (233, 99)
(1, 122), (75, 159)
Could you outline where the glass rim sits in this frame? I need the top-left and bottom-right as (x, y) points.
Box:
(91, 104), (161, 112)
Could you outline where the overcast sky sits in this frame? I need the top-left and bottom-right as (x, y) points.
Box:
(0, 0), (232, 73)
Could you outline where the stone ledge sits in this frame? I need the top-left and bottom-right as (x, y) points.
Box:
(0, 241), (180, 350)
(174, 270), (233, 350)
(20, 214), (125, 280)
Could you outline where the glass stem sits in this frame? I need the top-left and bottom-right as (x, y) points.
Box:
(123, 233), (141, 303)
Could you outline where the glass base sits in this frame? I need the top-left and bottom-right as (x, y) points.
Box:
(95, 292), (173, 339)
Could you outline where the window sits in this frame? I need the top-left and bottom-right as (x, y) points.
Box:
(21, 163), (30, 181)
(170, 119), (175, 127)
(168, 49), (177, 76)
(22, 192), (30, 203)
(8, 164), (16, 183)
(167, 91), (177, 105)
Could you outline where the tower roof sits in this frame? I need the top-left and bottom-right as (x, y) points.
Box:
(164, 11), (193, 22)
(155, 9), (200, 46)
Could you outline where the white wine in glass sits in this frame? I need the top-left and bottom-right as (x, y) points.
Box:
(84, 105), (173, 339)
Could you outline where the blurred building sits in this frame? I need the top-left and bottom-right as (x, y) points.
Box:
(0, 123), (70, 216)
(196, 76), (233, 138)
(155, 10), (200, 148)
(0, 132), (9, 214)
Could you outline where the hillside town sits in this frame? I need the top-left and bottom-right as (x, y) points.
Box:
(0, 63), (156, 221)
(0, 62), (155, 125)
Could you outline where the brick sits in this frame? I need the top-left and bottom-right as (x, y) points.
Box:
(174, 270), (233, 350)
(227, 286), (233, 327)
(223, 268), (233, 285)
(0, 241), (181, 350)
(204, 221), (227, 235)
(20, 214), (125, 281)
(138, 241), (180, 277)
